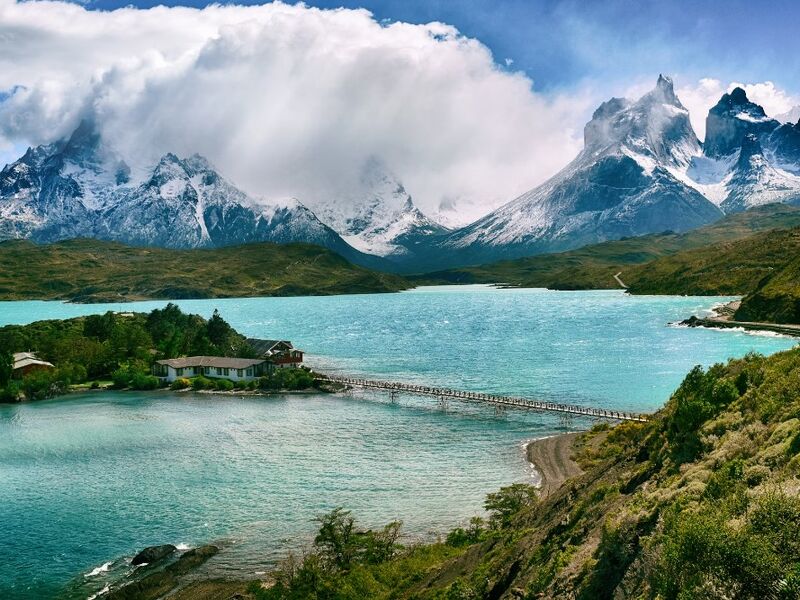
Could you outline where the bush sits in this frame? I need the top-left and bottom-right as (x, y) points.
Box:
(90, 380), (100, 389)
(130, 373), (160, 390)
(55, 363), (88, 386)
(446, 517), (485, 547)
(215, 378), (234, 391)
(0, 382), (20, 402)
(170, 378), (191, 390)
(191, 376), (213, 390)
(21, 371), (65, 400)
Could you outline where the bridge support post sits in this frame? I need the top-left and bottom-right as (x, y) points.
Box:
(559, 413), (574, 430)
(494, 404), (507, 417)
(389, 390), (399, 404)
(438, 396), (449, 411)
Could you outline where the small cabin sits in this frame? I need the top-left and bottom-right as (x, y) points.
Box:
(12, 352), (55, 378)
(246, 339), (304, 369)
(153, 356), (272, 383)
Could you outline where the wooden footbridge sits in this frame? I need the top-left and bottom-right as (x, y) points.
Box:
(316, 374), (650, 423)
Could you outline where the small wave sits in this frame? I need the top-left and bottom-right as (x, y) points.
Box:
(87, 583), (110, 600)
(84, 562), (112, 578)
(176, 543), (191, 551)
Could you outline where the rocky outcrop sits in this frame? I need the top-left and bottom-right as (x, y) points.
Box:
(131, 544), (177, 566)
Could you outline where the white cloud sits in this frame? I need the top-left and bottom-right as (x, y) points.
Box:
(677, 78), (799, 140)
(0, 0), (588, 222)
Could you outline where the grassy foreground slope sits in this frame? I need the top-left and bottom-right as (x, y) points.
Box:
(414, 204), (800, 290)
(253, 348), (800, 599)
(0, 239), (410, 302)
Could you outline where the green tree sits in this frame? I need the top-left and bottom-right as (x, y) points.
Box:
(207, 309), (234, 349)
(0, 349), (12, 387)
(484, 483), (538, 529)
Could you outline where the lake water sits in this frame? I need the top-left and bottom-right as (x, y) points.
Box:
(0, 286), (796, 598)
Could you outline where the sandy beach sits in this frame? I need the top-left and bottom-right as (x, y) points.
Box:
(526, 432), (583, 497)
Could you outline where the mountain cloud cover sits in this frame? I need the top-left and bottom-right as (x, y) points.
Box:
(0, 0), (588, 223)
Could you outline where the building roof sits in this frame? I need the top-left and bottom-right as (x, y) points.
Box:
(246, 338), (295, 356)
(12, 352), (54, 370)
(156, 356), (266, 369)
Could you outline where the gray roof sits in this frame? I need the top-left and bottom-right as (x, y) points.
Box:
(156, 356), (266, 369)
(12, 352), (54, 370)
(246, 338), (294, 355)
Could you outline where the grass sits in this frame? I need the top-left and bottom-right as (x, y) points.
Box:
(0, 238), (411, 302)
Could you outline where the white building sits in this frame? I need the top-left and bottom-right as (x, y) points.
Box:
(153, 356), (271, 383)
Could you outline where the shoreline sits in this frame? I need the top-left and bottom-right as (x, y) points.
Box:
(525, 432), (584, 498)
(680, 299), (800, 338)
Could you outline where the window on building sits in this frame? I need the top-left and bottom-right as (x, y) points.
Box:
(246, 368), (253, 377)
(237, 369), (244, 377)
(176, 368), (183, 376)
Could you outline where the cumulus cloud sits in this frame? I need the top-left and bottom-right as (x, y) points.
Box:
(677, 78), (799, 140)
(0, 0), (588, 223)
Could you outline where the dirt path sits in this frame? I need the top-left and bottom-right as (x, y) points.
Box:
(613, 271), (628, 289)
(526, 432), (584, 498)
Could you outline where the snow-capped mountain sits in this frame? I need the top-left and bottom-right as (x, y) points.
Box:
(679, 88), (800, 213)
(435, 76), (723, 265)
(0, 121), (376, 265)
(303, 158), (448, 260)
(423, 78), (800, 269)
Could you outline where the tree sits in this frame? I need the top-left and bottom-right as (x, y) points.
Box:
(314, 508), (357, 570)
(0, 349), (12, 387)
(484, 483), (538, 529)
(207, 309), (234, 349)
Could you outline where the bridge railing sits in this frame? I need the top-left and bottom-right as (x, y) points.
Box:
(316, 374), (649, 422)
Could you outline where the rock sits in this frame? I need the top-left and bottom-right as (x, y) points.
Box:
(165, 545), (219, 576)
(131, 544), (177, 566)
(680, 315), (702, 327)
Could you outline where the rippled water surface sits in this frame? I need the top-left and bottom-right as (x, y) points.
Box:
(0, 287), (795, 598)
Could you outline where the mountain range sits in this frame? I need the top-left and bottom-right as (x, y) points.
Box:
(1, 76), (799, 272)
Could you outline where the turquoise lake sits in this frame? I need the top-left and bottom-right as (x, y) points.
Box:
(0, 286), (796, 598)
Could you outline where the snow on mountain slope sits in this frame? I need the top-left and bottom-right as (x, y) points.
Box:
(0, 123), (374, 265)
(437, 76), (722, 264)
(304, 158), (448, 259)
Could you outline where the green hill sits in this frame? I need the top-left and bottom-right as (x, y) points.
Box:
(0, 239), (411, 302)
(622, 226), (800, 323)
(415, 204), (800, 290)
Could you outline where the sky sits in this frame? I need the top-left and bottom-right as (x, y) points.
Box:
(1, 0), (798, 223)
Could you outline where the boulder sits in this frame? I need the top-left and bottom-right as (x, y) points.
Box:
(131, 544), (177, 566)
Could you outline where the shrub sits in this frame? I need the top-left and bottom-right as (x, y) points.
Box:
(55, 362), (88, 386)
(21, 371), (65, 400)
(170, 378), (191, 390)
(0, 382), (20, 402)
(446, 517), (485, 547)
(191, 376), (212, 390)
(130, 373), (160, 390)
(215, 379), (234, 391)
(90, 381), (100, 389)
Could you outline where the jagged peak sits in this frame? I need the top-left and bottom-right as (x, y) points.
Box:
(711, 86), (767, 118)
(650, 74), (679, 106)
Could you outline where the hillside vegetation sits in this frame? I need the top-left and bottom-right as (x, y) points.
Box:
(415, 204), (800, 291)
(0, 238), (410, 302)
(624, 227), (800, 323)
(251, 347), (800, 599)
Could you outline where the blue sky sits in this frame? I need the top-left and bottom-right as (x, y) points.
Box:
(79, 0), (800, 95)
